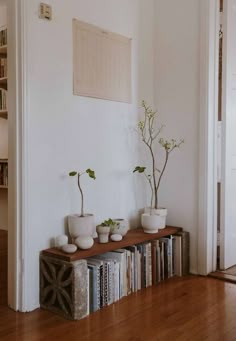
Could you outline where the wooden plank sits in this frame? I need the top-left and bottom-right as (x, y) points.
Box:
(42, 226), (182, 262)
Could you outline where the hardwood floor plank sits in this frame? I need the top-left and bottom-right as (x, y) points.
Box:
(0, 276), (236, 340)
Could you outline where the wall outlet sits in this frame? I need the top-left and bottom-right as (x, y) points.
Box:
(39, 3), (52, 21)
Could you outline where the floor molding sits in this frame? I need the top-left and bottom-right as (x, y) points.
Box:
(209, 271), (236, 284)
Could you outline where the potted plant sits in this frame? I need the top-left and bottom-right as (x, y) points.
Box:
(68, 168), (96, 240)
(96, 218), (117, 243)
(133, 100), (184, 233)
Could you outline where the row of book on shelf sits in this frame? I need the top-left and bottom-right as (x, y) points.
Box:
(86, 231), (189, 315)
(0, 89), (7, 111)
(0, 161), (8, 186)
(0, 58), (7, 78)
(0, 28), (7, 47)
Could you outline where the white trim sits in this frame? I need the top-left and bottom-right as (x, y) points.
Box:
(18, 0), (30, 312)
(7, 0), (29, 311)
(198, 0), (219, 275)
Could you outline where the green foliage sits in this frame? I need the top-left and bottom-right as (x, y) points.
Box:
(86, 168), (96, 180)
(69, 171), (77, 176)
(101, 218), (116, 227)
(133, 166), (146, 173)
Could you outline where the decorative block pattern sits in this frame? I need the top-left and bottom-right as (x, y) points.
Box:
(40, 254), (87, 320)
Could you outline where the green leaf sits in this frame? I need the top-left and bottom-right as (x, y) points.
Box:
(133, 166), (146, 173)
(101, 218), (115, 226)
(86, 168), (96, 180)
(69, 171), (77, 176)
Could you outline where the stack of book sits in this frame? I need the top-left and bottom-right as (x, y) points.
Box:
(0, 28), (7, 46)
(0, 89), (7, 110)
(0, 161), (8, 186)
(0, 58), (7, 78)
(86, 231), (189, 315)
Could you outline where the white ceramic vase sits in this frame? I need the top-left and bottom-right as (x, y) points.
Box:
(144, 207), (167, 229)
(96, 225), (110, 243)
(110, 219), (129, 236)
(68, 214), (95, 241)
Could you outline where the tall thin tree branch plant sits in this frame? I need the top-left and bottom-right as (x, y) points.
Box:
(133, 100), (184, 210)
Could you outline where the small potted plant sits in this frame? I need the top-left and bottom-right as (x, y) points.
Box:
(96, 218), (117, 243)
(68, 168), (96, 240)
(133, 101), (184, 233)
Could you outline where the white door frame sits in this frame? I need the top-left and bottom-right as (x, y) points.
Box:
(8, 0), (29, 311)
(198, 0), (219, 275)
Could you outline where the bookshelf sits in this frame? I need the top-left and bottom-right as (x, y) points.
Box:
(0, 45), (7, 54)
(0, 110), (7, 119)
(0, 159), (8, 189)
(0, 27), (8, 192)
(0, 27), (7, 116)
(40, 226), (189, 321)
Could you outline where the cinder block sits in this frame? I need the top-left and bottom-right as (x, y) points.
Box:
(40, 253), (88, 320)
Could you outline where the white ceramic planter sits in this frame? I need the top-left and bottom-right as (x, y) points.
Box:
(110, 219), (129, 236)
(96, 225), (110, 243)
(68, 214), (95, 241)
(144, 207), (167, 229)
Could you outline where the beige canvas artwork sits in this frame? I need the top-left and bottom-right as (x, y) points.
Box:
(73, 19), (132, 103)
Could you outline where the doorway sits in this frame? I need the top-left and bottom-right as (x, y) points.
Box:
(218, 0), (236, 275)
(207, 0), (236, 281)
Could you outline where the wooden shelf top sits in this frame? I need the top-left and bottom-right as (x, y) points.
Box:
(0, 110), (7, 119)
(0, 159), (8, 163)
(0, 77), (7, 90)
(0, 185), (8, 189)
(0, 77), (7, 83)
(0, 45), (7, 54)
(42, 226), (182, 262)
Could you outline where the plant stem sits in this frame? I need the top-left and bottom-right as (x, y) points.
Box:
(77, 174), (84, 217)
(155, 150), (169, 208)
(149, 145), (157, 209)
(145, 173), (154, 208)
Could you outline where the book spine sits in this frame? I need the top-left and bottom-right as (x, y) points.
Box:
(156, 240), (161, 283)
(148, 243), (152, 286)
(103, 262), (108, 306)
(152, 240), (157, 285)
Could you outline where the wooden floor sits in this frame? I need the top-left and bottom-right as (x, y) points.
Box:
(0, 230), (7, 306)
(1, 276), (236, 340)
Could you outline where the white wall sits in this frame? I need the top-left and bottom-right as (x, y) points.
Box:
(0, 5), (7, 231)
(24, 0), (155, 310)
(154, 0), (200, 273)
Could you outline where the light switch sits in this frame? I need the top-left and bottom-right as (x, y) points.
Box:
(39, 3), (52, 21)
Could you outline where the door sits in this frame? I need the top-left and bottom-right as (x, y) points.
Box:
(220, 0), (236, 269)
